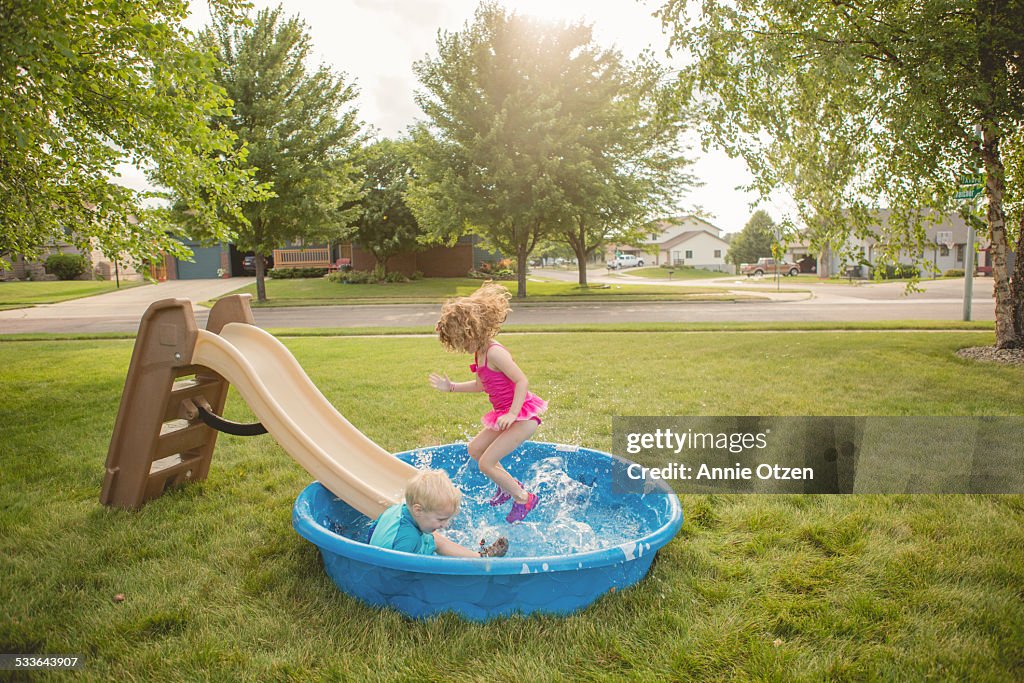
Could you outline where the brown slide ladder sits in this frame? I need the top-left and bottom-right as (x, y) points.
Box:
(100, 294), (259, 509)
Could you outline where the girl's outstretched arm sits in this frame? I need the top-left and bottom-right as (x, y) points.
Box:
(488, 346), (529, 430)
(429, 372), (482, 393)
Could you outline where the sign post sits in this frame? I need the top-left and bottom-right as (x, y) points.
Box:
(957, 173), (984, 321)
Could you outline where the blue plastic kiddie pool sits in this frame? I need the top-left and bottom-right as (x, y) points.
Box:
(292, 441), (683, 621)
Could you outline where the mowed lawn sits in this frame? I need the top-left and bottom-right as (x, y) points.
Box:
(1, 331), (1022, 681)
(0, 280), (147, 309)
(620, 266), (725, 280)
(223, 276), (746, 306)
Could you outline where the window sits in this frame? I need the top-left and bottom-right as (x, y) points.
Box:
(685, 250), (693, 259)
(956, 245), (965, 263)
(714, 249), (721, 258)
(940, 245), (950, 256)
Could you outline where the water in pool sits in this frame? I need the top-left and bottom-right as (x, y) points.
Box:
(322, 444), (657, 558)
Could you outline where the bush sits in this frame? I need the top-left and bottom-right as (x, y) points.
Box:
(880, 263), (920, 280)
(410, 270), (423, 281)
(268, 267), (328, 279)
(44, 253), (88, 280)
(327, 269), (375, 284)
(384, 271), (408, 283)
(468, 267), (516, 280)
(944, 269), (965, 278)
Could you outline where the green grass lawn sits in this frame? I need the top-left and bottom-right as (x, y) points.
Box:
(0, 280), (146, 308)
(2, 331), (1022, 680)
(223, 276), (754, 307)
(621, 266), (726, 280)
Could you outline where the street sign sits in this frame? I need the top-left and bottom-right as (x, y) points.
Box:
(955, 187), (983, 200)
(958, 174), (984, 187)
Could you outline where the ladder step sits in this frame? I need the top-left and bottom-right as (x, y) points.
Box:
(155, 420), (210, 460)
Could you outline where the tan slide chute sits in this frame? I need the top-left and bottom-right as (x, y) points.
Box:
(191, 323), (415, 517)
(101, 295), (416, 517)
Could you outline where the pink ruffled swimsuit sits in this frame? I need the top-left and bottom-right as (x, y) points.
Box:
(471, 342), (548, 431)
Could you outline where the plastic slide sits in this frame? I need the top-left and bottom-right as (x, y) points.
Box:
(191, 322), (418, 518)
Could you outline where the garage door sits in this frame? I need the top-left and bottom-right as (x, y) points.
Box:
(175, 242), (223, 280)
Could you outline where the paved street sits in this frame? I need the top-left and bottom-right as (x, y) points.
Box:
(0, 272), (996, 334)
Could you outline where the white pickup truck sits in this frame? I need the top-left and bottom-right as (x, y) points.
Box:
(607, 254), (644, 269)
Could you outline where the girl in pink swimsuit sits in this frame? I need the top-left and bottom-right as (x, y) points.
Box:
(430, 283), (546, 523)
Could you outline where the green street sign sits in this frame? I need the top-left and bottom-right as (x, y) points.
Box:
(958, 173), (984, 187)
(955, 187), (983, 200)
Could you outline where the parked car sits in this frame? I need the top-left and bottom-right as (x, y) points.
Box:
(242, 254), (273, 273)
(608, 254), (644, 269)
(740, 257), (799, 277)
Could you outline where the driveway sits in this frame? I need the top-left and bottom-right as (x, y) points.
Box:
(0, 278), (254, 333)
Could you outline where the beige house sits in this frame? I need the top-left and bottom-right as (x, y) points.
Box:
(610, 216), (733, 273)
(1, 240), (146, 282)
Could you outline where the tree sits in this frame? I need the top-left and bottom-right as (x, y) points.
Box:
(658, 0), (1024, 347)
(197, 6), (364, 301)
(409, 3), (595, 297)
(727, 211), (776, 266)
(0, 0), (261, 271)
(554, 53), (696, 286)
(342, 139), (425, 274)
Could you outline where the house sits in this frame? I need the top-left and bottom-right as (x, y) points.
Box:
(270, 234), (498, 278)
(609, 216), (733, 273)
(811, 210), (990, 278)
(1, 239), (148, 282)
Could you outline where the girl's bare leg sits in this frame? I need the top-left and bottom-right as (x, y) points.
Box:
(477, 420), (537, 504)
(467, 427), (501, 462)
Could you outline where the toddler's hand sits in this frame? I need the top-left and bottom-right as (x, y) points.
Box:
(429, 372), (452, 392)
(496, 412), (516, 430)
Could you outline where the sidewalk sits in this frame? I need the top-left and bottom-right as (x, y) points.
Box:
(0, 278), (254, 328)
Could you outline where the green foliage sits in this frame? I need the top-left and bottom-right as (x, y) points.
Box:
(657, 0), (1024, 345)
(332, 270), (375, 284)
(727, 211), (776, 265)
(412, 3), (663, 296)
(548, 53), (696, 286)
(195, 7), (365, 301)
(343, 139), (425, 274)
(0, 0), (262, 271)
(879, 264), (921, 280)
(43, 254), (88, 281)
(944, 269), (966, 278)
(267, 268), (328, 279)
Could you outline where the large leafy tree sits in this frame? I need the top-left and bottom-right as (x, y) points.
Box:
(553, 54), (695, 286)
(727, 210), (776, 266)
(658, 0), (1024, 347)
(409, 3), (600, 297)
(343, 139), (425, 274)
(198, 6), (364, 301)
(0, 0), (261, 271)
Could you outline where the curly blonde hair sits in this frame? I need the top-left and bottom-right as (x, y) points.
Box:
(436, 282), (511, 353)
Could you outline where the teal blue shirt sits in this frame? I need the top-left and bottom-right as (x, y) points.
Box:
(368, 503), (437, 555)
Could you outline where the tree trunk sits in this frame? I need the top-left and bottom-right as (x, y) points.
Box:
(1013, 212), (1024, 341)
(979, 127), (1017, 348)
(565, 220), (589, 286)
(255, 254), (267, 303)
(515, 246), (528, 299)
(573, 243), (588, 286)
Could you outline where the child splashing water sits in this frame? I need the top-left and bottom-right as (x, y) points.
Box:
(430, 283), (547, 523)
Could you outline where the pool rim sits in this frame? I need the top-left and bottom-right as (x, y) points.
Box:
(292, 441), (684, 576)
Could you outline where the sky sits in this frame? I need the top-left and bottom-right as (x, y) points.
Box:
(119, 0), (791, 234)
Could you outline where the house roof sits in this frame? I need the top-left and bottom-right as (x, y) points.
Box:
(660, 229), (730, 251)
(645, 215), (724, 245)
